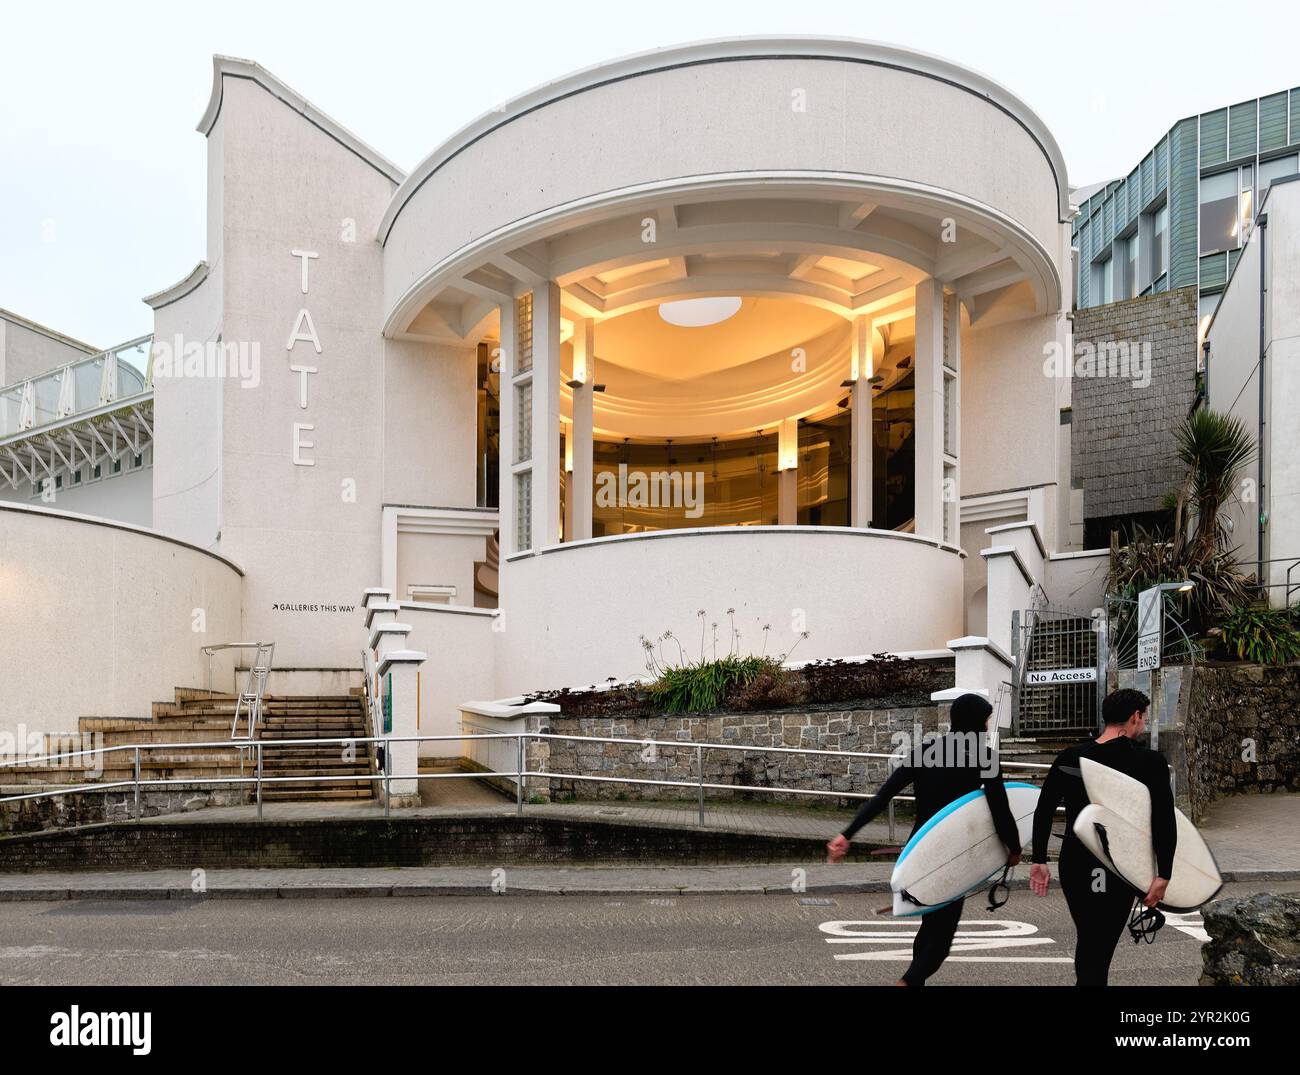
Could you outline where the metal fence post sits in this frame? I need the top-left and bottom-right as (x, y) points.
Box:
(516, 734), (524, 815)
(384, 739), (391, 818)
(1009, 610), (1021, 738)
(888, 799), (896, 843)
(133, 747), (141, 820)
(697, 744), (705, 827)
(256, 741), (263, 821)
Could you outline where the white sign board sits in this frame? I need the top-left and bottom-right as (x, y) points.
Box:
(1025, 667), (1098, 685)
(1137, 586), (1163, 672)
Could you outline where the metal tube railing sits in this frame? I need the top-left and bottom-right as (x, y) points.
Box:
(1, 731), (1071, 835)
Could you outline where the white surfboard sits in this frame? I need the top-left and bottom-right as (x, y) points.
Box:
(889, 782), (1040, 917)
(1073, 757), (1223, 912)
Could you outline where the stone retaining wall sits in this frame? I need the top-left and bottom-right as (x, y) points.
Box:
(1201, 893), (1300, 986)
(0, 788), (248, 836)
(1183, 664), (1300, 821)
(543, 705), (947, 804)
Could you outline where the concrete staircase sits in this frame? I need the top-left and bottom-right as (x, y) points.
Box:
(5, 689), (374, 804)
(258, 697), (373, 802)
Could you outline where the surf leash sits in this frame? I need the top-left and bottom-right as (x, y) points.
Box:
(986, 864), (1012, 911)
(1127, 900), (1166, 944)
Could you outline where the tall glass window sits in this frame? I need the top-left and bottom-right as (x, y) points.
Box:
(1151, 204), (1168, 282)
(1199, 170), (1240, 254)
(475, 343), (500, 508)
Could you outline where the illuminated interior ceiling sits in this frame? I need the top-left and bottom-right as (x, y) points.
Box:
(400, 189), (1050, 438)
(401, 188), (1046, 351)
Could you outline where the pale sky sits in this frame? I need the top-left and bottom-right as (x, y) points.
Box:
(2, 0), (1297, 352)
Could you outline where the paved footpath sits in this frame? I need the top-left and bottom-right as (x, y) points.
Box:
(1, 791), (1296, 898)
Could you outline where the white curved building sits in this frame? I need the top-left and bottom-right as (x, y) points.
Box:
(1, 39), (1103, 751)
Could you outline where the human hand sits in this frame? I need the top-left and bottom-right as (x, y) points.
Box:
(827, 834), (851, 864)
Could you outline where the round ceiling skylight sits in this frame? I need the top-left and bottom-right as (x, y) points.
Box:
(658, 296), (743, 328)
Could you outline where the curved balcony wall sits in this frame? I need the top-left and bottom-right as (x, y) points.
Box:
(381, 39), (1068, 329)
(495, 526), (963, 696)
(0, 504), (244, 740)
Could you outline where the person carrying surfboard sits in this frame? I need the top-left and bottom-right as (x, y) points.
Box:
(1028, 687), (1176, 986)
(825, 693), (1022, 987)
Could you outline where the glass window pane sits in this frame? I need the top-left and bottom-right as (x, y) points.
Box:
(514, 381), (532, 464)
(1152, 205), (1168, 281)
(1200, 170), (1240, 254)
(514, 471), (533, 552)
(1260, 154), (1298, 194)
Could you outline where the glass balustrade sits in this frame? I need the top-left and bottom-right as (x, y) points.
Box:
(0, 336), (151, 439)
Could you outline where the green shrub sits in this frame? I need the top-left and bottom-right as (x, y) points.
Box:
(1219, 604), (1300, 665)
(648, 654), (778, 714)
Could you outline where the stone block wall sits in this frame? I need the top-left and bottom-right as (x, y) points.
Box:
(542, 705), (947, 805)
(1183, 664), (1300, 820)
(0, 787), (248, 836)
(1071, 286), (1198, 524)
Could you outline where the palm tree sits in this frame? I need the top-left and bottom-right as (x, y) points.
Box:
(1173, 409), (1255, 563)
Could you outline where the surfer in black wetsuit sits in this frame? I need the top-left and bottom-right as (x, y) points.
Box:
(826, 693), (1022, 986)
(1029, 688), (1176, 986)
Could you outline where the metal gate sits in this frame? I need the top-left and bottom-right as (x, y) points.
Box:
(1012, 605), (1102, 737)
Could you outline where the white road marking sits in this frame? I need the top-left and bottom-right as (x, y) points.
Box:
(819, 919), (1074, 963)
(1163, 912), (1209, 942)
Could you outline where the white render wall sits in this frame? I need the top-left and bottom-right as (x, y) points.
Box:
(0, 313), (96, 387)
(1208, 178), (1300, 601)
(0, 466), (153, 528)
(0, 504), (243, 739)
(495, 527), (964, 698)
(206, 75), (397, 669)
(150, 267), (223, 550)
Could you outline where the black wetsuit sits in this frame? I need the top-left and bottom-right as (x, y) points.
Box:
(1031, 735), (1177, 986)
(841, 733), (1021, 986)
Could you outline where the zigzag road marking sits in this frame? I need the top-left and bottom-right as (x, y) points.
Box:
(818, 919), (1074, 963)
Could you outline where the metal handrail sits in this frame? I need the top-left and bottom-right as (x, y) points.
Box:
(199, 641), (275, 740)
(0, 730), (1065, 838)
(1249, 556), (1300, 605)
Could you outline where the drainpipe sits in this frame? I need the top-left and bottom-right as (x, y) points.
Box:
(1257, 213), (1268, 587)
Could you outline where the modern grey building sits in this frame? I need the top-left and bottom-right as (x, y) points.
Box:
(1072, 88), (1300, 335)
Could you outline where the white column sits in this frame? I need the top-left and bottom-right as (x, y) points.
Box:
(944, 291), (961, 546)
(531, 282), (562, 550)
(850, 315), (875, 528)
(777, 417), (798, 525)
(570, 317), (595, 541)
(496, 298), (517, 558)
(913, 278), (945, 540)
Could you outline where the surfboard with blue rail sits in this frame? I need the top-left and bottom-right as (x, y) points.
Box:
(889, 782), (1040, 917)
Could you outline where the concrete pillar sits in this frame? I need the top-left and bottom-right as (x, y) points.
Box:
(913, 279), (946, 540)
(850, 315), (875, 528)
(570, 317), (595, 541)
(377, 649), (426, 806)
(531, 282), (563, 550)
(777, 417), (799, 525)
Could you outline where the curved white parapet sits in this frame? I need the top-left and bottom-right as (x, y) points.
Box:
(381, 36), (1068, 333)
(0, 503), (245, 740)
(495, 526), (965, 697)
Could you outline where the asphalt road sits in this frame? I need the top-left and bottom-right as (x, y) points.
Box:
(3, 881), (1291, 986)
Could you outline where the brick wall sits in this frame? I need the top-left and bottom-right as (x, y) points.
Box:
(1071, 286), (1198, 523)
